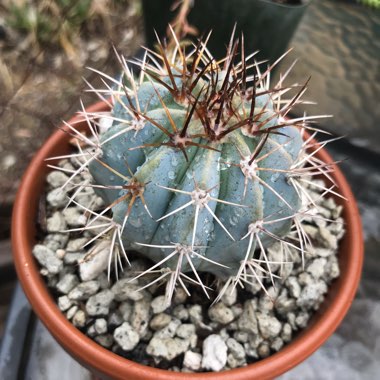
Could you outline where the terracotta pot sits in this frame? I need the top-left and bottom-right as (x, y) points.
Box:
(12, 101), (364, 380)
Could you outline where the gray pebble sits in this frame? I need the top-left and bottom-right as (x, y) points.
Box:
(226, 338), (245, 360)
(68, 281), (100, 301)
(237, 300), (258, 334)
(173, 305), (189, 321)
(151, 295), (169, 314)
(271, 337), (284, 352)
(47, 188), (67, 208)
(150, 313), (172, 331)
(66, 305), (78, 320)
(79, 240), (111, 281)
(220, 283), (237, 306)
(307, 258), (327, 279)
(146, 337), (190, 361)
(131, 298), (151, 338)
(154, 318), (181, 339)
(46, 171), (69, 188)
(281, 323), (292, 342)
(202, 334), (227, 372)
(108, 311), (123, 329)
(233, 331), (249, 343)
(64, 252), (84, 265)
(66, 237), (88, 252)
(296, 281), (327, 309)
(176, 324), (196, 339)
(183, 351), (202, 371)
(114, 322), (139, 351)
(188, 304), (203, 325)
(63, 207), (87, 227)
(43, 233), (68, 251)
(56, 273), (79, 294)
(257, 312), (282, 339)
(173, 288), (188, 304)
(33, 244), (63, 274)
(72, 310), (86, 328)
(258, 342), (271, 358)
(86, 290), (114, 316)
(208, 303), (234, 325)
(58, 295), (73, 311)
(94, 318), (108, 335)
(47, 212), (67, 232)
(227, 353), (246, 369)
(111, 278), (146, 302)
(119, 302), (133, 322)
(286, 276), (301, 298)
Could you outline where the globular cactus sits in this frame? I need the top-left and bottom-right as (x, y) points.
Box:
(54, 31), (334, 303)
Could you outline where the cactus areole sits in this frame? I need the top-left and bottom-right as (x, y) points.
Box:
(62, 33), (334, 303)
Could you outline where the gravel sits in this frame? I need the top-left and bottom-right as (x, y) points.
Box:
(32, 160), (345, 373)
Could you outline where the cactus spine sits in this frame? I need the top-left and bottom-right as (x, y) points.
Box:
(52, 30), (336, 304)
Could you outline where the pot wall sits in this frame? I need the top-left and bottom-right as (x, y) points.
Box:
(12, 101), (363, 380)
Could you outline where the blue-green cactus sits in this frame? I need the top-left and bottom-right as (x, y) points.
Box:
(64, 35), (326, 302)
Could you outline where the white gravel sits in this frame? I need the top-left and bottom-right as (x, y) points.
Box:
(32, 159), (345, 373)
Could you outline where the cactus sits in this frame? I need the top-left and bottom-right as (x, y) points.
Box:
(51, 30), (337, 304)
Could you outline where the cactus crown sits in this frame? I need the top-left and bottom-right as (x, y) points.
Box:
(49, 28), (338, 305)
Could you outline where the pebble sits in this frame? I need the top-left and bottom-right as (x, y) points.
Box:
(86, 290), (114, 316)
(46, 171), (69, 188)
(146, 337), (190, 361)
(202, 335), (227, 372)
(173, 288), (188, 304)
(176, 323), (196, 339)
(271, 337), (284, 352)
(47, 211), (67, 232)
(66, 305), (78, 320)
(297, 281), (328, 308)
(108, 311), (123, 329)
(58, 295), (73, 311)
(256, 312), (282, 339)
(151, 295), (169, 314)
(154, 318), (181, 339)
(208, 303), (234, 325)
(43, 233), (68, 251)
(68, 281), (100, 301)
(150, 313), (172, 331)
(111, 278), (145, 302)
(66, 238), (88, 252)
(35, 156), (346, 373)
(131, 299), (151, 338)
(258, 342), (271, 358)
(119, 302), (133, 322)
(237, 300), (258, 334)
(307, 258), (327, 279)
(79, 240), (111, 281)
(33, 244), (63, 274)
(226, 338), (245, 360)
(286, 276), (301, 298)
(281, 323), (293, 342)
(220, 283), (237, 306)
(56, 273), (79, 294)
(63, 207), (87, 227)
(94, 318), (108, 335)
(188, 304), (203, 325)
(72, 310), (86, 328)
(183, 351), (202, 371)
(173, 305), (189, 321)
(114, 322), (140, 351)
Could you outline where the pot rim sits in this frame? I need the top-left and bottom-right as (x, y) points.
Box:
(12, 101), (363, 380)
